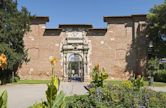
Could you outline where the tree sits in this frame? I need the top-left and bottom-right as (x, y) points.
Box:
(0, 0), (31, 84)
(147, 0), (166, 58)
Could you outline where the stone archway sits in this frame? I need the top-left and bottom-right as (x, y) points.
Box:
(68, 53), (83, 81)
(61, 29), (89, 82)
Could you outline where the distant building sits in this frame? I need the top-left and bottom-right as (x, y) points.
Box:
(18, 14), (147, 81)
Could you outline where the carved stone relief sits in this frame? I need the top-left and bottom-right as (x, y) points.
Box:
(61, 28), (90, 81)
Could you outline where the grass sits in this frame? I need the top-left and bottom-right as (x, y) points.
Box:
(105, 80), (166, 87)
(144, 81), (166, 87)
(13, 79), (166, 87)
(15, 80), (50, 84)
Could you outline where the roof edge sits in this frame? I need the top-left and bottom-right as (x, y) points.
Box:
(104, 14), (147, 22)
(31, 16), (49, 22)
(59, 24), (93, 28)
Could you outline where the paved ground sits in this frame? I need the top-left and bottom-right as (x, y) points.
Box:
(0, 82), (165, 108)
(0, 82), (88, 108)
(147, 86), (166, 92)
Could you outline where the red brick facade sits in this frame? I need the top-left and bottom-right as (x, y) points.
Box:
(17, 14), (147, 81)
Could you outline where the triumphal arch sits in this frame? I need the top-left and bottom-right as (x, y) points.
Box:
(61, 27), (90, 81)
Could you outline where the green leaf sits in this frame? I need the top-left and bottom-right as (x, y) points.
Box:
(0, 90), (8, 108)
(52, 91), (65, 108)
(52, 76), (59, 90)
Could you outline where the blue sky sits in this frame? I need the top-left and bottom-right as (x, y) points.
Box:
(18, 0), (164, 28)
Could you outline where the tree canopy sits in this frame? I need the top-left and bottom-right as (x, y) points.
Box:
(0, 0), (31, 83)
(147, 0), (166, 57)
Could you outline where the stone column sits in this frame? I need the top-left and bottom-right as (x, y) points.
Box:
(63, 53), (68, 81)
(83, 51), (89, 81)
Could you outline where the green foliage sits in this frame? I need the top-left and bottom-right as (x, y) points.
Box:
(46, 76), (59, 107)
(0, 90), (8, 108)
(121, 80), (133, 90)
(0, 0), (31, 84)
(0, 43), (22, 84)
(129, 75), (144, 90)
(147, 58), (166, 83)
(65, 95), (96, 108)
(147, 0), (166, 57)
(30, 76), (65, 108)
(91, 65), (108, 87)
(65, 84), (166, 108)
(52, 91), (65, 108)
(147, 58), (159, 76)
(29, 102), (47, 108)
(154, 69), (166, 82)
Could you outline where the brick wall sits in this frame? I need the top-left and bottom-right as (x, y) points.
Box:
(18, 15), (147, 80)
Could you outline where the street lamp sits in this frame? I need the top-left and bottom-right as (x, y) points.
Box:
(148, 40), (154, 86)
(149, 41), (153, 48)
(148, 40), (153, 59)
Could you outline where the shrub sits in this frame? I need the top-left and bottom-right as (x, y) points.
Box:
(0, 43), (23, 84)
(65, 83), (166, 108)
(154, 70), (166, 82)
(64, 95), (94, 108)
(121, 80), (133, 90)
(147, 58), (159, 77)
(129, 75), (144, 90)
(91, 65), (108, 87)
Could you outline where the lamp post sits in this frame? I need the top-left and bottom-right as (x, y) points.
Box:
(148, 40), (154, 86)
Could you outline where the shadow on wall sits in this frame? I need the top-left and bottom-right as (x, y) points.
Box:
(125, 23), (147, 76)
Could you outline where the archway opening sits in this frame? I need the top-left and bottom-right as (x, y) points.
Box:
(68, 53), (83, 82)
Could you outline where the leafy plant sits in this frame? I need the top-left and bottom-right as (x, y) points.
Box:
(147, 58), (166, 83)
(0, 90), (8, 108)
(46, 76), (65, 108)
(30, 56), (65, 108)
(121, 80), (133, 90)
(129, 75), (144, 90)
(147, 58), (159, 77)
(91, 65), (108, 87)
(65, 83), (166, 108)
(30, 76), (65, 108)
(154, 69), (166, 82)
(29, 102), (47, 108)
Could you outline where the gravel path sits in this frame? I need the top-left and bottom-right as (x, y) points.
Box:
(147, 86), (166, 92)
(0, 82), (88, 108)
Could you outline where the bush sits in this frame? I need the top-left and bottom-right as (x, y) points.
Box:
(154, 70), (166, 83)
(91, 65), (108, 87)
(0, 43), (23, 84)
(65, 95), (93, 108)
(65, 82), (166, 108)
(129, 75), (144, 90)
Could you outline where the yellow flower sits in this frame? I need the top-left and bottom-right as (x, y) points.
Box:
(0, 53), (7, 69)
(49, 56), (57, 65)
